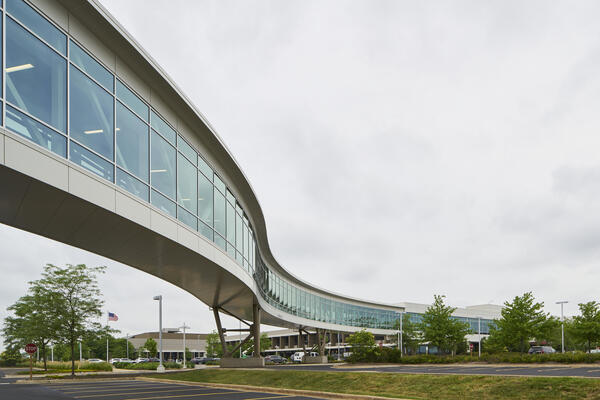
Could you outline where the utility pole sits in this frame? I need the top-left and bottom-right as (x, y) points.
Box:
(400, 311), (404, 357)
(556, 301), (568, 353)
(179, 323), (190, 367)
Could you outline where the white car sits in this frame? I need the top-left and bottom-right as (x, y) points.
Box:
(590, 349), (600, 354)
(87, 358), (104, 363)
(291, 351), (318, 362)
(119, 358), (135, 363)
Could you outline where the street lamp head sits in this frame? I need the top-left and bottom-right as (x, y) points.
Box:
(556, 301), (568, 305)
(153, 295), (162, 301)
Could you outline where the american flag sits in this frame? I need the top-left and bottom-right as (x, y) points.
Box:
(108, 312), (119, 322)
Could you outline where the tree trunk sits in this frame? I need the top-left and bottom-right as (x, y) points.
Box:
(70, 339), (75, 377)
(41, 343), (47, 371)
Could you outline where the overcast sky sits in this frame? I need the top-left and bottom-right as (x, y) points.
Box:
(3, 0), (600, 350)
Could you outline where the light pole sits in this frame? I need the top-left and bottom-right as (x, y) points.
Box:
(153, 295), (165, 372)
(478, 317), (481, 358)
(556, 301), (568, 353)
(399, 311), (404, 357)
(179, 323), (190, 368)
(126, 333), (129, 359)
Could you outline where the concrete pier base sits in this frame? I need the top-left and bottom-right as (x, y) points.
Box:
(303, 356), (328, 364)
(220, 357), (265, 368)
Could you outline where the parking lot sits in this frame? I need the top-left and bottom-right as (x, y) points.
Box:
(36, 379), (323, 400)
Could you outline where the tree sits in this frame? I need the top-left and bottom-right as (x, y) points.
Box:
(37, 264), (105, 376)
(419, 295), (471, 355)
(489, 292), (554, 353)
(572, 301), (600, 352)
(2, 289), (59, 371)
(227, 332), (271, 357)
(143, 338), (158, 357)
(206, 331), (222, 357)
(347, 329), (376, 362)
(393, 314), (420, 355)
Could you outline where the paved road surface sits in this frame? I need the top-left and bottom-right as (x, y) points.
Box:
(269, 363), (600, 378)
(0, 379), (325, 400)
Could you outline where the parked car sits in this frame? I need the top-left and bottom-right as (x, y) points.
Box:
(590, 349), (600, 354)
(87, 358), (104, 363)
(265, 355), (286, 364)
(528, 346), (556, 354)
(133, 357), (149, 363)
(291, 352), (318, 362)
(109, 358), (121, 364)
(148, 358), (160, 363)
(119, 358), (134, 363)
(191, 357), (207, 365)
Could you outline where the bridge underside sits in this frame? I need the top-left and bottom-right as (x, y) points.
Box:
(0, 161), (258, 324)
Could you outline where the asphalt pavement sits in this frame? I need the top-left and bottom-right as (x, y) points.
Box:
(0, 379), (326, 400)
(269, 363), (600, 378)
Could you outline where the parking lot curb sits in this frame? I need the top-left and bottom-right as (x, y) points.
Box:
(138, 377), (411, 400)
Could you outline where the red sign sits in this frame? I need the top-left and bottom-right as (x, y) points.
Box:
(25, 343), (37, 354)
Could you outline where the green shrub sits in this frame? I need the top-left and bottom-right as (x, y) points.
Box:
(113, 362), (181, 370)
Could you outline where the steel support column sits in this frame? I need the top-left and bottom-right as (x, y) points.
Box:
(253, 303), (261, 357)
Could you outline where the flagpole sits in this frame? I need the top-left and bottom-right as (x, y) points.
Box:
(106, 312), (109, 363)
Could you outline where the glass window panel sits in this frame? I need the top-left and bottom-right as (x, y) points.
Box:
(243, 224), (249, 260)
(6, 18), (66, 132)
(214, 233), (226, 251)
(6, 104), (65, 157)
(198, 172), (213, 227)
(227, 242), (235, 258)
(235, 213), (243, 251)
(177, 153), (197, 214)
(116, 80), (148, 121)
(177, 135), (197, 165)
(226, 189), (235, 205)
(70, 65), (113, 160)
(198, 221), (213, 241)
(235, 202), (242, 214)
(70, 41), (113, 91)
(151, 130), (176, 199)
(116, 168), (148, 201)
(69, 141), (113, 182)
(226, 202), (235, 244)
(178, 206), (197, 230)
(214, 190), (226, 237)
(213, 174), (226, 194)
(236, 251), (243, 265)
(150, 110), (175, 144)
(116, 102), (148, 182)
(198, 156), (212, 181)
(151, 189), (176, 218)
(7, 0), (66, 54)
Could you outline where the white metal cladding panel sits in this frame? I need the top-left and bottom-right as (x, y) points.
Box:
(4, 136), (69, 192)
(149, 90), (179, 130)
(115, 191), (151, 229)
(68, 168), (116, 213)
(178, 224), (199, 252)
(150, 209), (178, 242)
(0, 134), (4, 165)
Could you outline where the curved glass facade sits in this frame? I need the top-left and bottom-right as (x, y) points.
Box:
(3, 0), (402, 331)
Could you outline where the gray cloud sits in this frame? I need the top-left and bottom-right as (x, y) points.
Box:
(4, 0), (600, 350)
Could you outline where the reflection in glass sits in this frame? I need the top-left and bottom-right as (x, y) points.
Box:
(70, 40), (113, 91)
(214, 174), (226, 194)
(178, 206), (197, 230)
(198, 221), (213, 241)
(117, 79), (148, 121)
(177, 154), (197, 214)
(151, 130), (176, 199)
(226, 202), (235, 244)
(198, 156), (212, 180)
(198, 172), (213, 227)
(117, 168), (148, 201)
(6, 105), (66, 157)
(7, 0), (66, 54)
(151, 189), (176, 217)
(116, 102), (148, 182)
(70, 65), (113, 160)
(151, 110), (176, 144)
(177, 135), (196, 165)
(214, 190), (226, 237)
(69, 141), (113, 182)
(214, 233), (226, 251)
(6, 18), (66, 131)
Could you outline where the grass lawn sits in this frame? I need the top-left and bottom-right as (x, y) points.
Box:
(161, 369), (600, 400)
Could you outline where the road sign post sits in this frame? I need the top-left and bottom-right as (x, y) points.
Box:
(25, 343), (37, 380)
